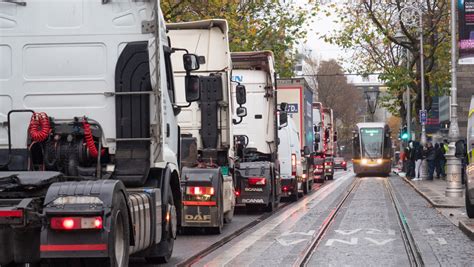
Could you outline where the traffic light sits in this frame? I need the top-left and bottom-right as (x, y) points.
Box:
(400, 125), (409, 141)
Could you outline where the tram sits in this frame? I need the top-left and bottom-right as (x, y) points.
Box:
(352, 122), (392, 176)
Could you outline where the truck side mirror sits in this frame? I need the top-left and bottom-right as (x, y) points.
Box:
(236, 84), (247, 105)
(280, 102), (288, 112)
(279, 112), (288, 127)
(303, 146), (310, 156)
(315, 133), (321, 142)
(183, 53), (200, 71)
(333, 131), (338, 142)
(236, 106), (247, 118)
(185, 75), (200, 102)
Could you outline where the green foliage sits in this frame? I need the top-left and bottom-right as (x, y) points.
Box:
(161, 0), (318, 77)
(321, 1), (451, 123)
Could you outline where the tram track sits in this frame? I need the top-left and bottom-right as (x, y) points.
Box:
(294, 176), (424, 267)
(178, 180), (332, 267)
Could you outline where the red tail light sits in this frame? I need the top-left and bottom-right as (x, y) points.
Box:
(235, 191), (240, 196)
(186, 186), (215, 196)
(325, 161), (333, 166)
(248, 177), (266, 186)
(0, 210), (23, 218)
(50, 217), (103, 230)
(342, 161), (347, 166)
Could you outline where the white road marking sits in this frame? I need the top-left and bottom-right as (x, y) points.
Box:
(364, 237), (395, 246)
(325, 238), (358, 246)
(436, 238), (447, 245)
(426, 228), (435, 235)
(335, 229), (362, 235)
(203, 172), (354, 266)
(281, 230), (315, 237)
(277, 238), (307, 246)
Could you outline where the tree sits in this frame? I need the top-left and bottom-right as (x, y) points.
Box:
(322, 1), (451, 130)
(304, 59), (365, 148)
(161, 0), (318, 77)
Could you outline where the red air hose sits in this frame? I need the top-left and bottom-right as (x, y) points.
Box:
(28, 112), (51, 142)
(82, 118), (104, 158)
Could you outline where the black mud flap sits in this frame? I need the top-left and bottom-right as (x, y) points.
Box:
(181, 167), (222, 228)
(40, 179), (133, 259)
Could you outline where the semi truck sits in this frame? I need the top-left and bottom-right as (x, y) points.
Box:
(278, 119), (303, 201)
(276, 78), (314, 194)
(322, 107), (336, 179)
(312, 102), (326, 182)
(168, 20), (243, 233)
(0, 1), (199, 265)
(231, 51), (285, 212)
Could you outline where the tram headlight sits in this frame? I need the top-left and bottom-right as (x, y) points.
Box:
(361, 158), (368, 165)
(376, 159), (383, 164)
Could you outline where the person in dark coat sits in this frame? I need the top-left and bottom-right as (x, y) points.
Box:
(412, 141), (423, 180)
(425, 142), (436, 180)
(434, 143), (446, 178)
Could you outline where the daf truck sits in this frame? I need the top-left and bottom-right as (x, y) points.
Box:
(231, 51), (285, 212)
(168, 20), (243, 233)
(277, 78), (314, 194)
(0, 1), (199, 265)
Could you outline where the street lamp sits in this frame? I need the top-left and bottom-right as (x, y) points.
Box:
(394, 29), (412, 142)
(445, 0), (463, 197)
(364, 87), (380, 122)
(396, 4), (429, 179)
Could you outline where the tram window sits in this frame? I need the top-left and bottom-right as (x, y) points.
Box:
(360, 128), (383, 158)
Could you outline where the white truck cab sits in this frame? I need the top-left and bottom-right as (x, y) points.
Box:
(278, 119), (303, 201)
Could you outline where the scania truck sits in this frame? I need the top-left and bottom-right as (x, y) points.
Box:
(231, 51), (285, 212)
(277, 78), (314, 194)
(168, 20), (244, 233)
(0, 1), (199, 265)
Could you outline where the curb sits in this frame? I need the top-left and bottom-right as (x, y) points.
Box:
(459, 220), (474, 241)
(393, 171), (463, 209)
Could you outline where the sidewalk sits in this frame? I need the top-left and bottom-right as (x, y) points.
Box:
(394, 169), (474, 240)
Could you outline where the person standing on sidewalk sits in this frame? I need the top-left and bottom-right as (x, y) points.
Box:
(413, 141), (423, 180)
(435, 143), (446, 178)
(425, 142), (436, 180)
(407, 141), (415, 178)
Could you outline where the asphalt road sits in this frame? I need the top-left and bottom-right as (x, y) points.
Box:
(191, 173), (474, 266)
(130, 170), (348, 266)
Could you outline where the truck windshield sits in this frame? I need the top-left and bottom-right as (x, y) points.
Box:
(360, 128), (383, 158)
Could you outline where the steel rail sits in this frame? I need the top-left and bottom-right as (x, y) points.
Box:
(384, 178), (424, 267)
(293, 178), (361, 267)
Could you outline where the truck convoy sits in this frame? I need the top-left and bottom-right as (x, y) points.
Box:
(0, 1), (201, 266)
(277, 78), (314, 194)
(168, 20), (242, 233)
(231, 51), (285, 211)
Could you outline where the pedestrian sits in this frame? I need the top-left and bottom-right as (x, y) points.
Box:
(425, 142), (436, 180)
(435, 143), (446, 178)
(413, 141), (423, 180)
(407, 141), (415, 178)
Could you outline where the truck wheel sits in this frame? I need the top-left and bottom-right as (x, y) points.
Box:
(104, 193), (130, 267)
(146, 184), (176, 264)
(303, 179), (311, 194)
(466, 187), (474, 218)
(327, 175), (334, 180)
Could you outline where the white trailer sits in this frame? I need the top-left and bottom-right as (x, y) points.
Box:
(0, 1), (200, 265)
(278, 119), (303, 201)
(168, 20), (239, 233)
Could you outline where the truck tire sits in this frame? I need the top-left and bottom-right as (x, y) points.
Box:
(209, 187), (224, 234)
(303, 179), (311, 194)
(146, 184), (176, 264)
(327, 175), (333, 180)
(466, 187), (474, 218)
(108, 192), (130, 267)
